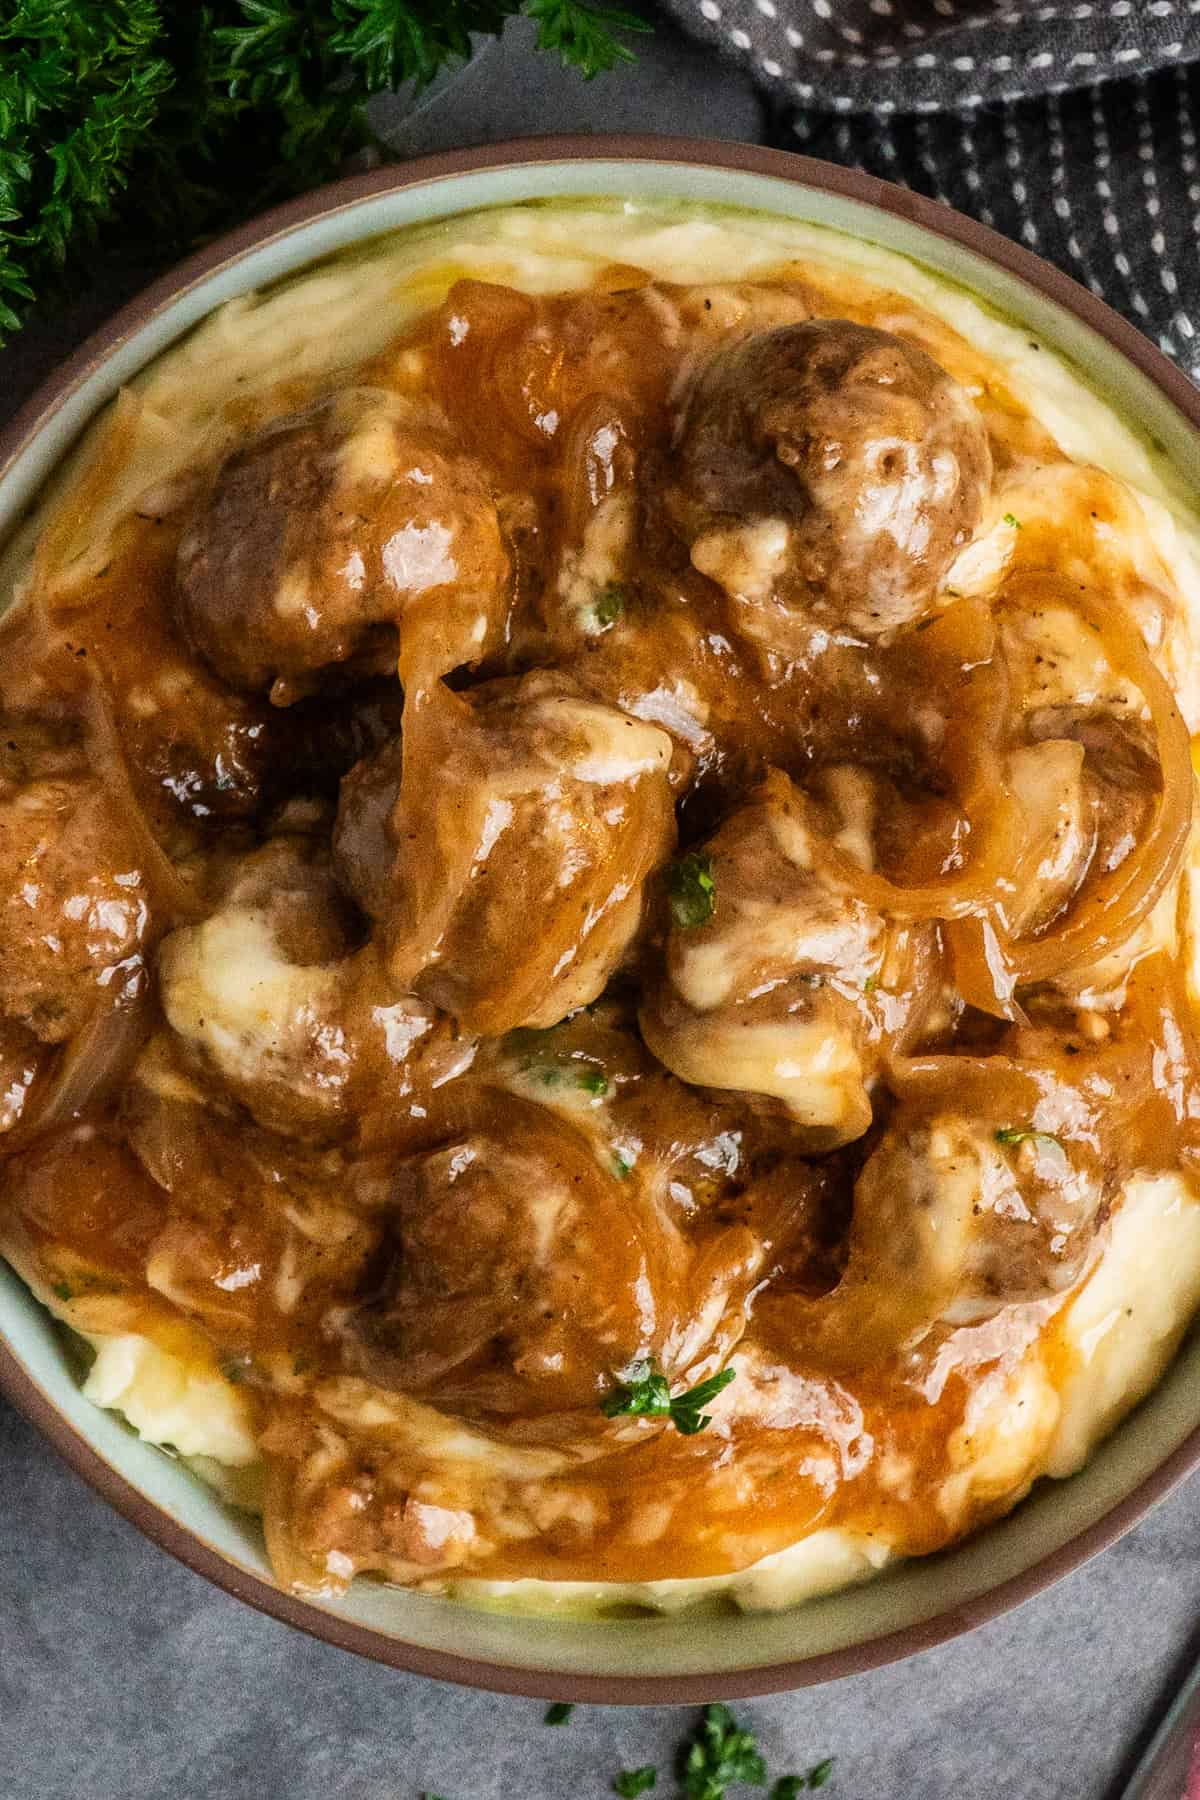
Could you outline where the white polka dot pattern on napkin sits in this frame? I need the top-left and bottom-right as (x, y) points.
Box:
(659, 0), (1200, 379)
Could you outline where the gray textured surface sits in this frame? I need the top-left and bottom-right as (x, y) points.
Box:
(1, 18), (1197, 1800)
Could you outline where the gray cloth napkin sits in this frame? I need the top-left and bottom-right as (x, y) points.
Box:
(659, 0), (1200, 382)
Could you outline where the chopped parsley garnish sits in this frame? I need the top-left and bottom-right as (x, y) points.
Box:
(669, 853), (716, 929)
(772, 1763), (835, 1797)
(681, 1704), (767, 1799)
(862, 974), (878, 993)
(517, 1055), (609, 1099)
(51, 1282), (73, 1301)
(1003, 512), (1022, 529)
(614, 1768), (658, 1797)
(601, 1360), (736, 1435)
(611, 1151), (634, 1179)
(545, 1702), (574, 1725)
(669, 1367), (738, 1434)
(591, 584), (627, 630)
(995, 1126), (1064, 1154)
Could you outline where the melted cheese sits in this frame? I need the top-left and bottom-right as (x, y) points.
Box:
(14, 197), (1200, 1619)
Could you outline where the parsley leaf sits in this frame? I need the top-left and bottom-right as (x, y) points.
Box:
(545, 1701), (574, 1725)
(590, 583), (626, 630)
(51, 1281), (73, 1301)
(602, 1359), (672, 1420)
(614, 1768), (657, 1797)
(507, 1025), (607, 1098)
(995, 1126), (1064, 1154)
(669, 1366), (737, 1435)
(601, 1360), (736, 1435)
(611, 1150), (634, 1179)
(526, 0), (649, 74)
(1003, 512), (1022, 529)
(680, 1704), (767, 1800)
(669, 853), (716, 929)
(772, 1763), (834, 1797)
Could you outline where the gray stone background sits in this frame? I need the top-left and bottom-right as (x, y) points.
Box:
(3, 15), (1199, 1799)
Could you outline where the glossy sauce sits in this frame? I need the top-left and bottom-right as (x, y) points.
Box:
(1, 246), (1197, 1600)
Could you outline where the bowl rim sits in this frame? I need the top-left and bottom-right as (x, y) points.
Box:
(3, 131), (1200, 1704)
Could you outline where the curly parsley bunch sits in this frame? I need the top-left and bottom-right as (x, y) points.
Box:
(0, 0), (647, 343)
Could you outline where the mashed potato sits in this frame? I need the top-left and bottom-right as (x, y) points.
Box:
(9, 198), (1200, 1616)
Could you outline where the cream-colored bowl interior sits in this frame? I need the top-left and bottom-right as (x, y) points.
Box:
(3, 153), (1200, 1686)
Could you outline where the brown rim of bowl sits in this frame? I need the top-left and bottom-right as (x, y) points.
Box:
(2, 134), (1200, 1704)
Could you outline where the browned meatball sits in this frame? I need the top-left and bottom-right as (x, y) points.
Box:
(667, 320), (992, 640)
(640, 769), (939, 1149)
(340, 1101), (694, 1419)
(158, 837), (474, 1145)
(333, 675), (676, 1037)
(175, 388), (512, 698)
(122, 1057), (385, 1338)
(0, 729), (151, 1042)
(331, 731), (403, 921)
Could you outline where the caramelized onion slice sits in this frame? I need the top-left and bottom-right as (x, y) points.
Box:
(82, 678), (201, 925)
(31, 389), (142, 603)
(262, 1450), (345, 1597)
(807, 598), (1026, 922)
(999, 575), (1193, 984)
(0, 978), (152, 1151)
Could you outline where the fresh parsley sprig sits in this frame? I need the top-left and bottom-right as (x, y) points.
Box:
(526, 0), (646, 70)
(601, 1359), (736, 1435)
(0, 0), (649, 345)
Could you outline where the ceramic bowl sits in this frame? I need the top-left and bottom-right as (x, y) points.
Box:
(3, 136), (1200, 1702)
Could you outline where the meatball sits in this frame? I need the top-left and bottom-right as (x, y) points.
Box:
(330, 731), (403, 921)
(795, 1098), (1110, 1372)
(2, 522), (299, 827)
(0, 728), (151, 1043)
(175, 387), (511, 697)
(334, 675), (676, 1036)
(667, 320), (992, 641)
(158, 838), (473, 1143)
(340, 1102), (697, 1419)
(122, 1055), (385, 1338)
(640, 770), (938, 1148)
